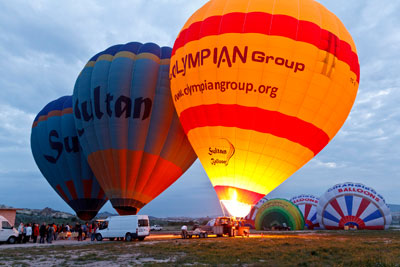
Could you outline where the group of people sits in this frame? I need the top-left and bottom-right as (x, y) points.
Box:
(15, 222), (101, 244)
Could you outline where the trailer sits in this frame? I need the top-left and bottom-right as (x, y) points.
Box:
(181, 217), (250, 239)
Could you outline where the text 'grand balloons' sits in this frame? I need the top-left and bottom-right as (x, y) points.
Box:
(290, 194), (319, 229)
(317, 182), (392, 230)
(31, 96), (107, 220)
(170, 0), (360, 217)
(255, 199), (304, 230)
(73, 42), (197, 215)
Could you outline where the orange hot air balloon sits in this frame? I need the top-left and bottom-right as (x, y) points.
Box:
(170, 0), (359, 217)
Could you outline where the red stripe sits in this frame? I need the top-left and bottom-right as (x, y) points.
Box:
(214, 185), (265, 205)
(304, 204), (312, 220)
(56, 185), (69, 202)
(82, 179), (93, 199)
(329, 199), (345, 218)
(180, 104), (329, 156)
(65, 180), (78, 200)
(356, 198), (371, 218)
(172, 12), (360, 83)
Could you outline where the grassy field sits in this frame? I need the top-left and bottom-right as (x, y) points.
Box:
(1, 230), (400, 266)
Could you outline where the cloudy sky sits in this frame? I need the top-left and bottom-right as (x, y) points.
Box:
(0, 0), (399, 217)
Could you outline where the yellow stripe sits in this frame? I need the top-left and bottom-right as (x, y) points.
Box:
(171, 34), (358, 139)
(187, 126), (313, 196)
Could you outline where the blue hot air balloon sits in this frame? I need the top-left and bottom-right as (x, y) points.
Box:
(73, 42), (197, 215)
(31, 96), (107, 220)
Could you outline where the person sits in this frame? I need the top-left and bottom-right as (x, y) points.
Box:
(82, 223), (87, 240)
(25, 223), (32, 243)
(32, 223), (39, 243)
(47, 224), (54, 243)
(91, 222), (97, 241)
(88, 223), (92, 239)
(53, 223), (58, 240)
(181, 225), (188, 239)
(39, 222), (46, 243)
(78, 224), (83, 241)
(17, 223), (24, 243)
(21, 223), (27, 243)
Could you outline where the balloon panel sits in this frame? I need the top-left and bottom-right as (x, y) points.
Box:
(317, 183), (392, 230)
(290, 194), (319, 229)
(73, 42), (197, 215)
(170, 0), (359, 216)
(254, 198), (304, 230)
(31, 96), (107, 220)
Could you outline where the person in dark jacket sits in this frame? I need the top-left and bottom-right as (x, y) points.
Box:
(47, 224), (54, 243)
(39, 222), (46, 243)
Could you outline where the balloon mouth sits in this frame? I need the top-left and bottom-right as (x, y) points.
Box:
(221, 199), (252, 218)
(114, 206), (139, 215)
(110, 198), (144, 215)
(76, 211), (98, 221)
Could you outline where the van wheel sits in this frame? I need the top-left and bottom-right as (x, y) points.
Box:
(96, 234), (103, 241)
(125, 233), (132, 242)
(7, 236), (16, 244)
(138, 236), (145, 241)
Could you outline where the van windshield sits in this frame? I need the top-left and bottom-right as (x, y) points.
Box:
(2, 221), (12, 229)
(138, 219), (149, 227)
(99, 221), (108, 230)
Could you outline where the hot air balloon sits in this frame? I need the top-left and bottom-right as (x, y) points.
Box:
(73, 42), (197, 215)
(244, 196), (268, 229)
(31, 96), (107, 220)
(255, 199), (304, 230)
(170, 0), (359, 217)
(290, 194), (319, 229)
(317, 182), (392, 230)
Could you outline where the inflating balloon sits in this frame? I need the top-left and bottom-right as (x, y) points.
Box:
(170, 0), (359, 217)
(73, 42), (197, 215)
(290, 194), (319, 229)
(255, 199), (304, 230)
(317, 182), (392, 230)
(31, 96), (107, 220)
(244, 196), (268, 229)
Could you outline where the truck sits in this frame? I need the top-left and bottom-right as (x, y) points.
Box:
(95, 215), (150, 242)
(0, 216), (18, 244)
(181, 217), (250, 239)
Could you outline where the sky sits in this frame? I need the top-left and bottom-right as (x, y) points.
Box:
(0, 0), (399, 218)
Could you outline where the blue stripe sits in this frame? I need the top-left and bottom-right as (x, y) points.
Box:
(323, 210), (340, 223)
(138, 42), (161, 57)
(309, 212), (317, 222)
(161, 46), (172, 59)
(345, 195), (353, 216)
(90, 44), (123, 61)
(363, 210), (383, 222)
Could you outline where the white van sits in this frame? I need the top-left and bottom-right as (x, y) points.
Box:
(0, 216), (18, 244)
(95, 215), (150, 241)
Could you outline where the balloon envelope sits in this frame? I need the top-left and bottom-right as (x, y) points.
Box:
(317, 182), (392, 230)
(255, 199), (304, 230)
(290, 194), (319, 229)
(73, 42), (197, 215)
(244, 196), (268, 229)
(31, 96), (107, 220)
(170, 0), (360, 217)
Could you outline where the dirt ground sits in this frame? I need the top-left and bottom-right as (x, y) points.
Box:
(1, 230), (399, 266)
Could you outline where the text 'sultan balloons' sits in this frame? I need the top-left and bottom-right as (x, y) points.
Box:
(170, 0), (360, 217)
(317, 182), (392, 230)
(290, 195), (319, 229)
(31, 96), (107, 220)
(73, 42), (197, 215)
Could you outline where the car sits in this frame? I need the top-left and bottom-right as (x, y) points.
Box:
(150, 225), (163, 231)
(95, 215), (150, 241)
(0, 216), (18, 244)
